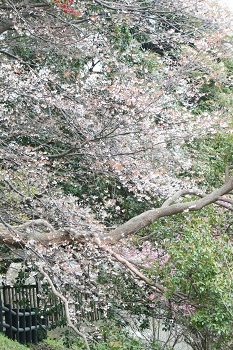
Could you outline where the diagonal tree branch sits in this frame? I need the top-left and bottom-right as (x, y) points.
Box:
(94, 0), (151, 11)
(162, 189), (233, 211)
(93, 234), (187, 301)
(108, 177), (233, 242)
(1, 176), (233, 246)
(38, 266), (90, 350)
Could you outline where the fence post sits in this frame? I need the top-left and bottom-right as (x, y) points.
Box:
(25, 309), (32, 343)
(0, 300), (3, 333)
(19, 309), (26, 344)
(31, 309), (38, 344)
(5, 304), (13, 340)
(12, 308), (20, 341)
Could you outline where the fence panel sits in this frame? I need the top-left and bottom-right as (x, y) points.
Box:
(0, 285), (40, 345)
(1, 303), (38, 344)
(0, 283), (103, 344)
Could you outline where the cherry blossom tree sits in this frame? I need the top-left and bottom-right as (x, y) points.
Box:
(0, 0), (233, 349)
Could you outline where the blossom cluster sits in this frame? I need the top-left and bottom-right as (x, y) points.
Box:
(53, 0), (81, 16)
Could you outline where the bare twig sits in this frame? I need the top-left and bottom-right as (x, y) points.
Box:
(38, 266), (90, 350)
(0, 2), (50, 10)
(93, 234), (185, 300)
(94, 0), (151, 11)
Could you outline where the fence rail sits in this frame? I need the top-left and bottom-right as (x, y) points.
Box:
(0, 300), (38, 344)
(0, 284), (48, 344)
(0, 283), (102, 344)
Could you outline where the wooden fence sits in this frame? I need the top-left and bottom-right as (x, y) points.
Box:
(0, 284), (47, 344)
(0, 284), (39, 309)
(0, 301), (38, 344)
(0, 283), (102, 344)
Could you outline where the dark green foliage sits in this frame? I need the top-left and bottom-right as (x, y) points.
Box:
(15, 135), (48, 147)
(159, 217), (233, 347)
(0, 245), (14, 273)
(13, 44), (40, 68)
(59, 172), (155, 225)
(97, 264), (161, 324)
(113, 23), (133, 52)
(181, 132), (233, 188)
(194, 78), (233, 113)
(191, 56), (233, 114)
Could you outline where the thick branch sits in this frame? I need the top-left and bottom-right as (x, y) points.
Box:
(162, 189), (233, 211)
(0, 219), (70, 246)
(1, 178), (233, 246)
(108, 178), (233, 242)
(0, 218), (92, 247)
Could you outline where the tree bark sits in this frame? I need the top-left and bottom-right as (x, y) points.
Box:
(107, 177), (233, 242)
(0, 177), (233, 246)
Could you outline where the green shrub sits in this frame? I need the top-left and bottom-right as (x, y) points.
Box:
(0, 333), (30, 350)
(43, 338), (67, 350)
(182, 132), (233, 189)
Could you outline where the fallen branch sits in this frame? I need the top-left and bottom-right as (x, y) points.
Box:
(94, 0), (151, 11)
